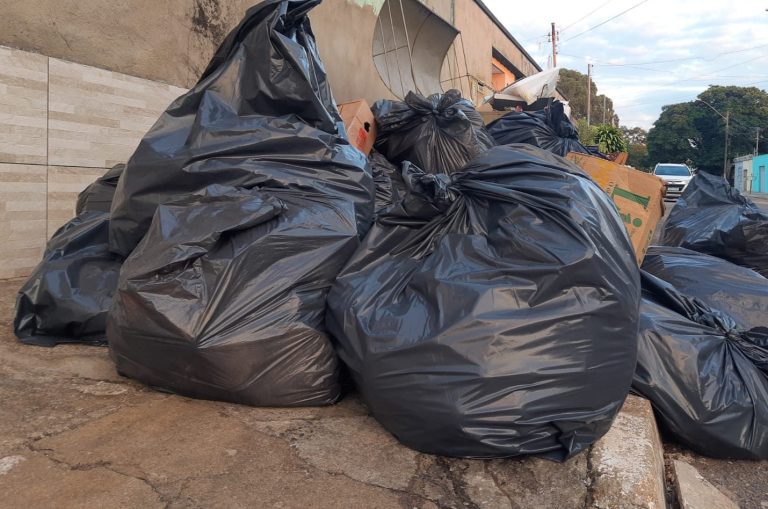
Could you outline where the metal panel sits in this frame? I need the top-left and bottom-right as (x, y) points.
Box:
(373, 0), (459, 98)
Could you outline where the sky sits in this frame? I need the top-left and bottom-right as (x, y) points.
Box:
(483, 0), (768, 130)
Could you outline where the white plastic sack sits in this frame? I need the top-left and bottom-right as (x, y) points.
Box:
(492, 68), (561, 105)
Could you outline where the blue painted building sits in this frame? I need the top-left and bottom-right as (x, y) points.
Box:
(752, 154), (768, 193)
(732, 154), (768, 193)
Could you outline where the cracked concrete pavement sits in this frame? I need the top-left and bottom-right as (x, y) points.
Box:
(0, 277), (667, 508)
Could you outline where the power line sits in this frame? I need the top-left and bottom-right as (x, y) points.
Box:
(563, 0), (651, 42)
(561, 0), (616, 31)
(595, 42), (768, 67)
(589, 54), (768, 93)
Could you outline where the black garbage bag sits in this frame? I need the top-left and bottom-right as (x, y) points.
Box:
(108, 0), (373, 257)
(486, 101), (594, 157)
(369, 149), (405, 212)
(14, 212), (122, 346)
(642, 246), (768, 330)
(371, 89), (495, 175)
(108, 184), (359, 406)
(660, 171), (768, 276)
(75, 163), (124, 215)
(326, 144), (641, 460)
(633, 271), (768, 459)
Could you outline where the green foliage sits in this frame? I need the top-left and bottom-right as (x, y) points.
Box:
(593, 124), (628, 153)
(576, 118), (596, 146)
(647, 85), (768, 174)
(620, 126), (647, 145)
(627, 144), (650, 171)
(558, 68), (620, 125)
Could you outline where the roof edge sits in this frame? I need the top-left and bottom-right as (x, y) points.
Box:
(472, 0), (543, 73)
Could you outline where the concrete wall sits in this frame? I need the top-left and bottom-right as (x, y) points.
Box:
(0, 0), (253, 89)
(0, 45), (185, 279)
(0, 0), (541, 104)
(0, 0), (541, 279)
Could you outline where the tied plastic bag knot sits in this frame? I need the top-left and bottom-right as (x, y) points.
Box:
(372, 89), (495, 175)
(403, 163), (456, 210)
(635, 248), (768, 459)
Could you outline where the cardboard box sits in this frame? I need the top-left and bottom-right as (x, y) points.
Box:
(566, 152), (665, 264)
(338, 99), (376, 156)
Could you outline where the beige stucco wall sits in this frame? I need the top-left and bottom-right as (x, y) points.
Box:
(0, 0), (255, 89)
(0, 0), (541, 104)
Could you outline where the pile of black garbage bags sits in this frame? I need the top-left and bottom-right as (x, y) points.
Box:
(637, 172), (768, 459)
(12, 0), (768, 461)
(486, 100), (603, 158)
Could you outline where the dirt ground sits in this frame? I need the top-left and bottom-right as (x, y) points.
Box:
(0, 277), (599, 509)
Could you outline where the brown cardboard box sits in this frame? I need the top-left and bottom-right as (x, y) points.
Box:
(338, 99), (376, 156)
(566, 152), (665, 264)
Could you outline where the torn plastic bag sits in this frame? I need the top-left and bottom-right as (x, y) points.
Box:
(371, 89), (495, 175)
(486, 101), (595, 157)
(491, 68), (560, 105)
(108, 185), (359, 406)
(633, 271), (768, 459)
(75, 163), (124, 215)
(642, 246), (768, 330)
(326, 144), (641, 460)
(660, 171), (768, 276)
(108, 0), (373, 257)
(369, 149), (405, 212)
(14, 212), (122, 346)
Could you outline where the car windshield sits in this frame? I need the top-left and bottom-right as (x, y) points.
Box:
(655, 165), (691, 176)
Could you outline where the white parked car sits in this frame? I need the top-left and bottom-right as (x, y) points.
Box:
(653, 163), (694, 200)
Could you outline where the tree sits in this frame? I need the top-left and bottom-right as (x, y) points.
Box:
(576, 118), (596, 146)
(620, 126), (647, 145)
(647, 86), (768, 174)
(647, 102), (703, 168)
(558, 68), (620, 125)
(627, 144), (650, 171)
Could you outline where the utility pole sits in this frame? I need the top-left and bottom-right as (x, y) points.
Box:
(722, 110), (730, 178)
(551, 23), (557, 67)
(586, 63), (592, 126)
(757, 127), (762, 155)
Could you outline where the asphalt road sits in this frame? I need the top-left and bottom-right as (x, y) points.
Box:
(748, 192), (768, 210)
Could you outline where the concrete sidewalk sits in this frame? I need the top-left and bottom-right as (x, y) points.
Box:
(0, 278), (667, 509)
(747, 192), (768, 210)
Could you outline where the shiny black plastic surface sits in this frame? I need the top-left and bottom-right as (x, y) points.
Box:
(661, 171), (768, 276)
(371, 89), (495, 176)
(327, 144), (641, 460)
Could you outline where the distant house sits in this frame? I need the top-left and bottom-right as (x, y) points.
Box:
(734, 154), (768, 193)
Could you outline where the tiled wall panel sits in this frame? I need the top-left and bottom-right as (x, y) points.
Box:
(48, 58), (184, 168)
(0, 45), (188, 279)
(0, 46), (47, 165)
(0, 164), (47, 279)
(46, 166), (107, 237)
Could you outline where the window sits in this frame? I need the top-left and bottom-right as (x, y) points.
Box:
(654, 165), (691, 177)
(491, 58), (515, 92)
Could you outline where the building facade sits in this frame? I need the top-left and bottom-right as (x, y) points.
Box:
(0, 0), (544, 279)
(0, 0), (542, 104)
(733, 154), (767, 194)
(752, 154), (768, 193)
